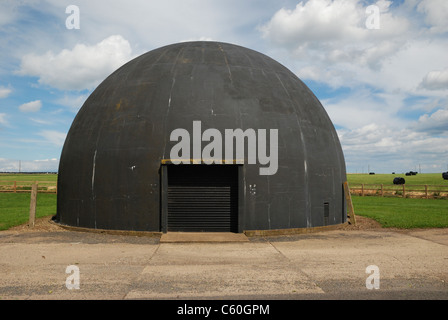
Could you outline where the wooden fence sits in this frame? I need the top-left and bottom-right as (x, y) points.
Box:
(349, 183), (448, 199)
(0, 181), (57, 194)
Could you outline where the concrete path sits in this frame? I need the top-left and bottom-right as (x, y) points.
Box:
(160, 232), (249, 243)
(0, 227), (447, 300)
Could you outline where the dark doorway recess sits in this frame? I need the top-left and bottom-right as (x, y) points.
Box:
(165, 164), (239, 232)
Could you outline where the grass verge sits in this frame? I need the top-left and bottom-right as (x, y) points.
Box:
(352, 195), (448, 229)
(0, 193), (57, 231)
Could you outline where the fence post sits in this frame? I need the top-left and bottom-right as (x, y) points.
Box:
(29, 182), (38, 228)
(425, 185), (428, 199)
(402, 184), (406, 198)
(381, 184), (384, 197)
(361, 184), (364, 197)
(13, 181), (17, 193)
(343, 181), (356, 225)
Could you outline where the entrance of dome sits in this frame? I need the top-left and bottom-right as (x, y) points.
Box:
(161, 164), (240, 233)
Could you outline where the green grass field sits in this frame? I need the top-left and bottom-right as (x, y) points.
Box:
(0, 174), (58, 230)
(347, 173), (448, 187)
(0, 193), (57, 231)
(0, 173), (58, 192)
(352, 195), (448, 228)
(0, 173), (58, 182)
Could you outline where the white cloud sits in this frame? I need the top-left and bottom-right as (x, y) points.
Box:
(55, 93), (89, 113)
(0, 113), (8, 126)
(417, 0), (448, 33)
(259, 0), (365, 45)
(419, 68), (448, 90)
(19, 100), (42, 113)
(0, 86), (12, 98)
(374, 39), (448, 94)
(181, 37), (217, 42)
(0, 158), (59, 172)
(0, 0), (19, 27)
(259, 0), (409, 62)
(0, 158), (19, 172)
(17, 35), (133, 91)
(338, 123), (448, 173)
(324, 89), (448, 173)
(259, 0), (448, 95)
(322, 89), (406, 130)
(42, 0), (268, 50)
(38, 130), (67, 147)
(29, 118), (52, 125)
(412, 107), (448, 134)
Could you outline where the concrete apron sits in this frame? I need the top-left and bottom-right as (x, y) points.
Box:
(160, 232), (249, 243)
(160, 223), (348, 243)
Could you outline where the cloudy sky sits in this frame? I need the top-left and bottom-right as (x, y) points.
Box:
(0, 0), (447, 173)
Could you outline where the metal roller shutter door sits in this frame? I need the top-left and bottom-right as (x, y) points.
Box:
(167, 165), (238, 232)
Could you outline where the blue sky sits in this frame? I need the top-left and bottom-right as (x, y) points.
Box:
(0, 0), (447, 173)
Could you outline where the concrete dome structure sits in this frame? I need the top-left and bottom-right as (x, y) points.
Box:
(56, 41), (347, 234)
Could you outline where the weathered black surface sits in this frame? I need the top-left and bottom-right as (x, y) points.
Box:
(56, 41), (347, 232)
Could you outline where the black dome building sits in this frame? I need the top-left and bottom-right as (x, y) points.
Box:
(56, 41), (347, 234)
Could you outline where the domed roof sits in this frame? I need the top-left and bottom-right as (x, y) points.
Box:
(56, 41), (346, 233)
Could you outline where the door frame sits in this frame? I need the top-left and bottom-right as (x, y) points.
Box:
(160, 161), (244, 233)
